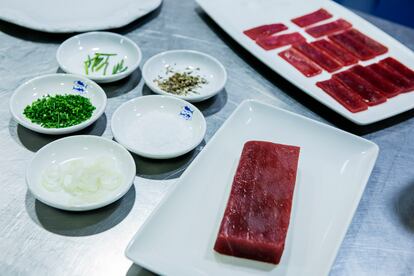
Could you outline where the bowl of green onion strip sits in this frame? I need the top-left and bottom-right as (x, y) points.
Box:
(10, 73), (107, 135)
(57, 32), (142, 83)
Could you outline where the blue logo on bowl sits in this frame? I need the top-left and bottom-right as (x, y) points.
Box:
(73, 80), (88, 93)
(179, 106), (194, 120)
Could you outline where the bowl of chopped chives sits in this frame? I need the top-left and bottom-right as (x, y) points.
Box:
(56, 32), (142, 83)
(9, 73), (107, 135)
(142, 50), (227, 102)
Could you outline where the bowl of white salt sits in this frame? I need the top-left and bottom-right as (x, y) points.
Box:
(111, 95), (206, 159)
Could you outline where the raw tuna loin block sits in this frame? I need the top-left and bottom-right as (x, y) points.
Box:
(214, 141), (300, 264)
(291, 8), (333, 27)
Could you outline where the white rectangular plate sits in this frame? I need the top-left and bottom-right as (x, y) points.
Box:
(196, 0), (414, 125)
(126, 100), (379, 276)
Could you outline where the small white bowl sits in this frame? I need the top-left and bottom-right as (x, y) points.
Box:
(57, 32), (142, 83)
(10, 74), (107, 135)
(26, 135), (136, 211)
(111, 95), (206, 159)
(142, 50), (227, 102)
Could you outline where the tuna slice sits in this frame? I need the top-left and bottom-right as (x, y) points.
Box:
(306, 19), (352, 38)
(256, 32), (305, 50)
(343, 29), (388, 56)
(311, 39), (358, 66)
(367, 63), (414, 93)
(279, 48), (322, 77)
(293, 42), (342, 72)
(291, 8), (333, 27)
(214, 141), (300, 264)
(350, 65), (401, 98)
(329, 32), (376, 61)
(379, 57), (414, 92)
(316, 78), (368, 113)
(243, 23), (288, 40)
(333, 70), (387, 106)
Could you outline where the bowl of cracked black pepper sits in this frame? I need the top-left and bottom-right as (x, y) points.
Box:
(10, 74), (107, 135)
(142, 50), (227, 102)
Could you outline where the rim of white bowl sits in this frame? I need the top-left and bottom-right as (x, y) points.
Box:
(142, 50), (227, 102)
(9, 73), (107, 135)
(56, 31), (142, 82)
(26, 135), (136, 211)
(111, 95), (207, 159)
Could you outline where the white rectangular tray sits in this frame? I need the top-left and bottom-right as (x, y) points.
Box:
(126, 100), (379, 276)
(196, 0), (414, 125)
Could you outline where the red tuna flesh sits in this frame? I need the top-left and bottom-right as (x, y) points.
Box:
(243, 23), (288, 40)
(291, 8), (333, 27)
(311, 39), (358, 66)
(279, 48), (322, 77)
(214, 141), (300, 264)
(350, 65), (401, 98)
(316, 78), (368, 113)
(256, 32), (305, 50)
(306, 19), (352, 38)
(379, 57), (414, 91)
(333, 70), (387, 106)
(343, 29), (388, 56)
(293, 42), (342, 72)
(329, 32), (376, 61)
(367, 63), (414, 93)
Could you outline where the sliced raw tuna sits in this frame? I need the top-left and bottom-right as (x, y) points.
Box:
(367, 63), (414, 92)
(214, 141), (300, 264)
(306, 19), (352, 38)
(333, 70), (387, 106)
(343, 29), (388, 56)
(316, 78), (368, 112)
(350, 65), (401, 98)
(311, 39), (358, 66)
(293, 42), (342, 72)
(291, 8), (333, 27)
(279, 48), (322, 77)
(379, 57), (414, 88)
(244, 23), (288, 40)
(256, 32), (305, 50)
(329, 32), (376, 61)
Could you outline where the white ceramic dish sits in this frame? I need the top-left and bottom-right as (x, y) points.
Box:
(126, 100), (379, 276)
(0, 0), (162, 33)
(196, 0), (414, 125)
(26, 135), (136, 211)
(9, 74), (107, 135)
(111, 95), (206, 159)
(57, 32), (142, 83)
(142, 50), (227, 102)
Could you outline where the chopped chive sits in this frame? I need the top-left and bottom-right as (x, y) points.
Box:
(23, 94), (95, 128)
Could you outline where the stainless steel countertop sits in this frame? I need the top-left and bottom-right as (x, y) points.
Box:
(1, 0), (413, 275)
